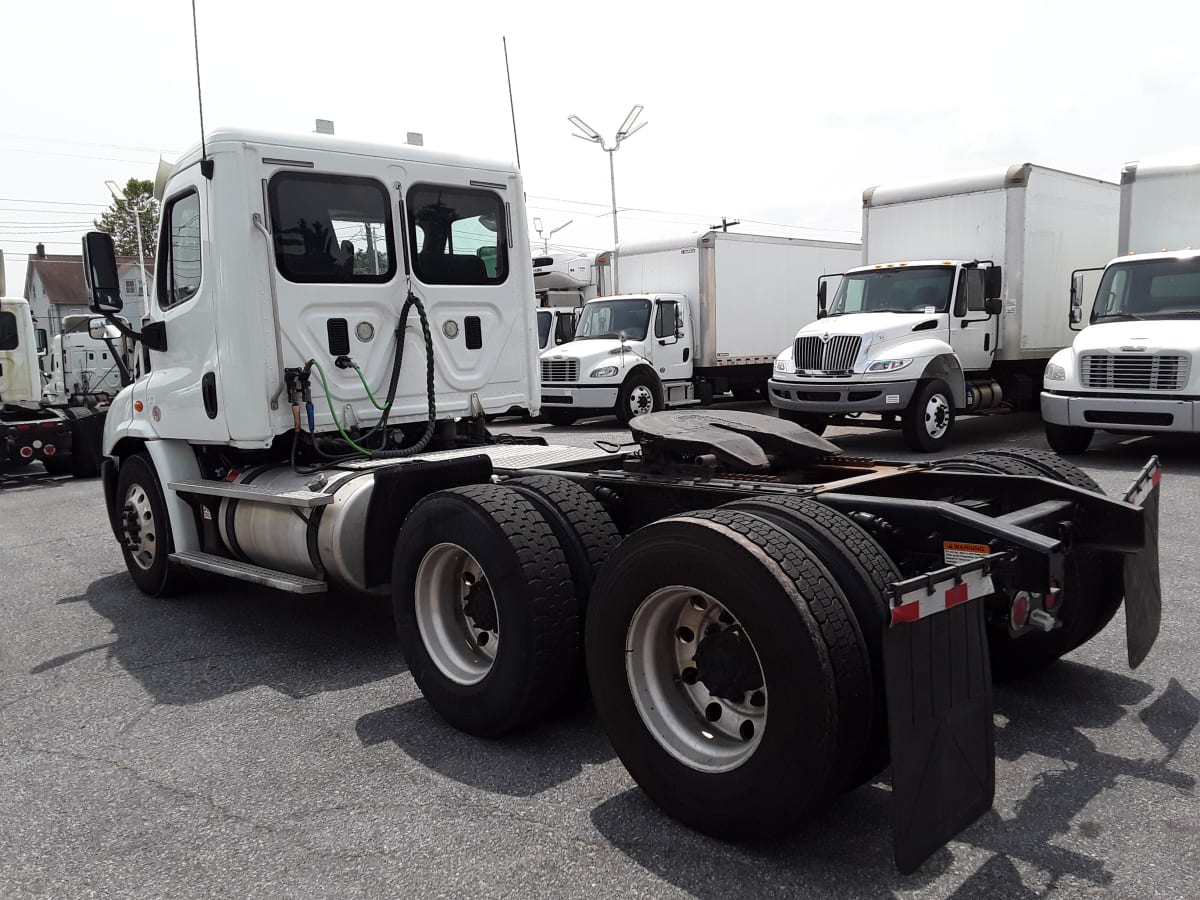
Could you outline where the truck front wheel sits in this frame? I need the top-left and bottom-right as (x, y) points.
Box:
(902, 379), (955, 452)
(1044, 421), (1093, 454)
(114, 453), (188, 597)
(616, 370), (663, 425)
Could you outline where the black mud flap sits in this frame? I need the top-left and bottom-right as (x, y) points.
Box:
(1122, 457), (1162, 669)
(883, 598), (995, 874)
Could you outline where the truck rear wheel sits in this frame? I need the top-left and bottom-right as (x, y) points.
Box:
(585, 509), (873, 839)
(115, 453), (189, 597)
(1044, 422), (1094, 455)
(777, 409), (828, 436)
(721, 495), (897, 787)
(933, 450), (1122, 679)
(902, 379), (955, 452)
(392, 484), (579, 736)
(616, 370), (663, 425)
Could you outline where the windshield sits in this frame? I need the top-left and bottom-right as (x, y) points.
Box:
(828, 267), (955, 316)
(537, 310), (552, 349)
(575, 299), (651, 340)
(1091, 258), (1200, 322)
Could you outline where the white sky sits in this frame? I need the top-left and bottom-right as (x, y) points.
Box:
(4, 0), (1199, 292)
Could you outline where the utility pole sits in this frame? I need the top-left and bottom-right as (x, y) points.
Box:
(709, 217), (740, 233)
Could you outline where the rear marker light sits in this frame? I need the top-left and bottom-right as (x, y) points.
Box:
(19, 446), (32, 458)
(44, 445), (56, 456)
(1010, 591), (1031, 629)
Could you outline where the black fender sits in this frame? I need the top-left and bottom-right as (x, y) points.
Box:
(918, 355), (967, 409)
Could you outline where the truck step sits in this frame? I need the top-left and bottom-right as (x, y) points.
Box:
(168, 478), (332, 508)
(168, 551), (329, 593)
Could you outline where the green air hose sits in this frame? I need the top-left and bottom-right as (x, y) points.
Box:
(307, 358), (373, 456)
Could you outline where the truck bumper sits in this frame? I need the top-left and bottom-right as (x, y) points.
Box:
(1041, 391), (1199, 432)
(768, 377), (918, 414)
(541, 384), (620, 411)
(1, 419), (73, 465)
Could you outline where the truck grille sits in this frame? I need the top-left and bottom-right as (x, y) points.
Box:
(541, 359), (579, 382)
(1079, 353), (1189, 391)
(794, 335), (862, 374)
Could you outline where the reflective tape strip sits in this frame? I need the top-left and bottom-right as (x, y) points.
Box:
(890, 567), (994, 627)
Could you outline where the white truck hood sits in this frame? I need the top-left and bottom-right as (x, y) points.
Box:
(542, 338), (641, 363)
(1071, 319), (1200, 354)
(798, 312), (943, 344)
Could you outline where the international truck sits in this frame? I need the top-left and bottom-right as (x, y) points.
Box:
(84, 127), (1162, 873)
(539, 232), (861, 425)
(0, 297), (108, 476)
(1042, 150), (1200, 452)
(768, 165), (1120, 450)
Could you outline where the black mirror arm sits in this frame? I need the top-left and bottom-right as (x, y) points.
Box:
(102, 313), (168, 353)
(102, 336), (134, 386)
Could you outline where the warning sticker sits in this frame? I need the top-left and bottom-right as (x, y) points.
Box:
(944, 540), (990, 565)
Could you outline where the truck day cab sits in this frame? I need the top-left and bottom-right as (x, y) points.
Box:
(1043, 150), (1200, 452)
(769, 165), (1119, 450)
(540, 232), (860, 424)
(84, 128), (1162, 873)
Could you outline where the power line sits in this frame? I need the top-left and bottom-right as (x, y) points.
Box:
(0, 134), (178, 155)
(0, 198), (108, 208)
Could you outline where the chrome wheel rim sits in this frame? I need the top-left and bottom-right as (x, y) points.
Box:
(626, 586), (767, 773)
(628, 384), (655, 417)
(122, 483), (157, 571)
(924, 392), (951, 439)
(415, 543), (499, 685)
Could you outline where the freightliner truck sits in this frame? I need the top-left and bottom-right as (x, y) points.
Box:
(1042, 149), (1200, 452)
(85, 128), (1162, 873)
(769, 165), (1119, 450)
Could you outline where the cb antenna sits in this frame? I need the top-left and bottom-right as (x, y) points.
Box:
(191, 0), (213, 179)
(502, 36), (521, 169)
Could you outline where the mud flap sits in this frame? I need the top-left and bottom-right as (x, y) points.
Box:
(1122, 457), (1162, 669)
(884, 597), (995, 874)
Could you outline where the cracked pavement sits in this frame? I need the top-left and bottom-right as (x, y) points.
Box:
(1, 408), (1198, 898)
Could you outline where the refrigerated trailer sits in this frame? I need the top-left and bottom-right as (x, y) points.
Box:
(1043, 149), (1200, 451)
(83, 128), (1162, 873)
(540, 231), (861, 424)
(769, 165), (1119, 450)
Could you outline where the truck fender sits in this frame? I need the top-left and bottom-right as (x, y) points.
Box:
(143, 439), (204, 553)
(918, 355), (966, 409)
(101, 389), (156, 457)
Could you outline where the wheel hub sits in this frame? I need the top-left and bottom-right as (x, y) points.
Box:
(463, 579), (498, 634)
(122, 485), (157, 570)
(694, 627), (763, 702)
(414, 543), (499, 685)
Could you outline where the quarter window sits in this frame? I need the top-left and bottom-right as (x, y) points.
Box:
(0, 311), (17, 350)
(158, 191), (202, 310)
(269, 173), (395, 284)
(408, 185), (507, 285)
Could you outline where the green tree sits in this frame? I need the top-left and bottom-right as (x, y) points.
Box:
(93, 178), (160, 258)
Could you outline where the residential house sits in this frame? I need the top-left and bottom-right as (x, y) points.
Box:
(23, 243), (155, 334)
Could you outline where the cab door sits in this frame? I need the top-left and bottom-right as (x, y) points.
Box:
(652, 297), (691, 383)
(952, 268), (996, 373)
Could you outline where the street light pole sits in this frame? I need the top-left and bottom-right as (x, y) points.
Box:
(567, 105), (646, 293)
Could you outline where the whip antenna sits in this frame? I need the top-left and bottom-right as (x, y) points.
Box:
(192, 0), (213, 178)
(503, 37), (521, 170)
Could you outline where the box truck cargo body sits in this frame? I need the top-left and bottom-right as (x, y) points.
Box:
(769, 164), (1119, 450)
(540, 231), (860, 424)
(1042, 149), (1200, 452)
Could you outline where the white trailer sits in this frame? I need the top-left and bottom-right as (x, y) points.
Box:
(768, 164), (1119, 450)
(81, 128), (1161, 874)
(540, 231), (860, 424)
(1043, 149), (1200, 451)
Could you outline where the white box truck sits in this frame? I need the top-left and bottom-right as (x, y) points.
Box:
(768, 164), (1120, 450)
(540, 231), (860, 424)
(1042, 150), (1200, 452)
(532, 250), (609, 351)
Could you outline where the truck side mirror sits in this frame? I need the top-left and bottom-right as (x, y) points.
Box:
(985, 265), (1003, 300)
(1070, 306), (1083, 326)
(1069, 270), (1086, 330)
(82, 232), (123, 314)
(88, 317), (121, 341)
(817, 281), (828, 319)
(984, 296), (1003, 316)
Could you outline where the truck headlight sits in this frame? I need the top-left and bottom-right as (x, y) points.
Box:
(774, 358), (790, 373)
(866, 358), (912, 373)
(589, 365), (619, 378)
(1044, 363), (1066, 381)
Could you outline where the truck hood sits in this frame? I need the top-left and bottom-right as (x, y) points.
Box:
(542, 338), (644, 363)
(798, 312), (944, 344)
(1072, 320), (1200, 354)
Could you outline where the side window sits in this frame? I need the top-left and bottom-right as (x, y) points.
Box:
(537, 311), (551, 349)
(555, 311), (576, 344)
(654, 301), (678, 338)
(125, 279), (135, 294)
(965, 269), (986, 313)
(1103, 268), (1129, 315)
(408, 185), (507, 285)
(269, 173), (395, 283)
(0, 311), (17, 350)
(158, 191), (202, 310)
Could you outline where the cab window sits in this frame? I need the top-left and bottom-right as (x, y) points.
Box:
(407, 185), (507, 285)
(0, 311), (17, 350)
(954, 269), (986, 316)
(654, 301), (680, 338)
(158, 191), (203, 310)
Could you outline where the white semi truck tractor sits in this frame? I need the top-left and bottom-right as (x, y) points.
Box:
(85, 128), (1163, 873)
(1042, 149), (1200, 453)
(539, 232), (860, 425)
(768, 165), (1119, 450)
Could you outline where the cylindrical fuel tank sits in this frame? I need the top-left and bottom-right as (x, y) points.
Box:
(216, 465), (379, 593)
(965, 379), (1004, 412)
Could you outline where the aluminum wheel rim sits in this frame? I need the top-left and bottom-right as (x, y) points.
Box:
(414, 543), (499, 685)
(123, 484), (158, 571)
(626, 586), (767, 773)
(628, 385), (655, 417)
(924, 392), (951, 439)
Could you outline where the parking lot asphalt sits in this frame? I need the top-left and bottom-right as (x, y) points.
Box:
(1, 405), (1197, 899)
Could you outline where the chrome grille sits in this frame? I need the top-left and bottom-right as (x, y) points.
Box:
(1079, 353), (1189, 391)
(794, 335), (862, 374)
(541, 358), (580, 382)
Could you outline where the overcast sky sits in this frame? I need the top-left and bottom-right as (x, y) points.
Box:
(4, 0), (1199, 293)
